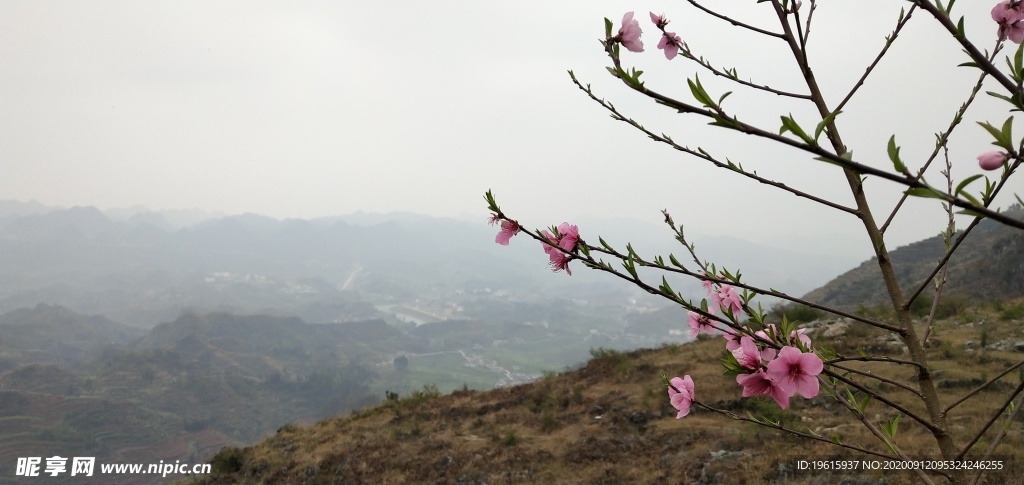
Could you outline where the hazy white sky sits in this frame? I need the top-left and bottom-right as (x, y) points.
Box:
(2, 1), (1021, 258)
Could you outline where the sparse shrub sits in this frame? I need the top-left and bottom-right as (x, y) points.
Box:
(276, 423), (297, 434)
(588, 347), (634, 376)
(540, 406), (558, 432)
(769, 302), (825, 323)
(209, 447), (245, 474)
(501, 429), (517, 446)
(999, 302), (1024, 320)
(570, 385), (583, 404)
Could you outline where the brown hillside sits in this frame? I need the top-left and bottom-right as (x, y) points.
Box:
(803, 207), (1024, 310)
(193, 309), (1024, 485)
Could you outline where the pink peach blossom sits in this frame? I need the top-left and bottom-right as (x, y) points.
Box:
(712, 285), (743, 317)
(723, 327), (741, 351)
(617, 12), (644, 52)
(766, 346), (823, 399)
(668, 375), (694, 418)
(736, 370), (791, 409)
(548, 251), (573, 275)
(556, 222), (580, 251)
(687, 311), (717, 338)
(650, 12), (669, 28)
(657, 32), (682, 60)
(993, 1), (1024, 43)
(731, 336), (776, 370)
(978, 151), (1009, 170)
(494, 220), (520, 245)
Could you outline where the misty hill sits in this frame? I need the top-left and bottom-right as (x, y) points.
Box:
(803, 206), (1024, 310)
(0, 303), (145, 369)
(0, 200), (865, 328)
(0, 307), (417, 485)
(0, 204), (555, 326)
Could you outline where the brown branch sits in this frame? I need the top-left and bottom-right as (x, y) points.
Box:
(910, 0), (1019, 95)
(944, 357), (1024, 414)
(568, 73), (857, 216)
(694, 400), (902, 460)
(968, 384), (1024, 485)
(685, 0), (785, 39)
(824, 369), (938, 434)
(880, 46), (995, 235)
(833, 4), (917, 114)
(680, 50), (812, 100)
(956, 380), (1024, 461)
(829, 362), (923, 398)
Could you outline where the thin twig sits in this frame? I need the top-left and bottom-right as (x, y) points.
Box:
(833, 4), (917, 114)
(829, 362), (923, 398)
(968, 384), (1024, 485)
(569, 74), (857, 216)
(685, 0), (785, 39)
(944, 357), (1024, 414)
(694, 400), (901, 460)
(825, 369), (938, 434)
(956, 380), (1024, 461)
(680, 50), (812, 100)
(880, 46), (996, 235)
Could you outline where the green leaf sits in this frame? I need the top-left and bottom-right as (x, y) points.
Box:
(659, 276), (673, 294)
(779, 114), (815, 145)
(956, 208), (988, 218)
(954, 174), (983, 196)
(905, 187), (948, 200)
(708, 114), (739, 129)
(814, 110), (842, 142)
(978, 119), (1013, 149)
(1015, 41), (1024, 80)
(687, 74), (713, 107)
(718, 91), (733, 106)
(604, 17), (613, 39)
(978, 120), (1005, 142)
(959, 190), (982, 207)
(956, 16), (965, 38)
(887, 135), (907, 174)
(622, 255), (638, 279)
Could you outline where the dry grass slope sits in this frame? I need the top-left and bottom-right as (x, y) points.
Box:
(193, 307), (1024, 485)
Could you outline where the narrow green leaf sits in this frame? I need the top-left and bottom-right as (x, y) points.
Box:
(687, 75), (713, 107)
(955, 208), (988, 218)
(955, 174), (983, 195)
(814, 110), (842, 142)
(779, 114), (815, 145)
(978, 121), (1004, 143)
(887, 135), (907, 173)
(959, 190), (982, 207)
(604, 17), (613, 39)
(905, 187), (948, 200)
(1015, 41), (1024, 78)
